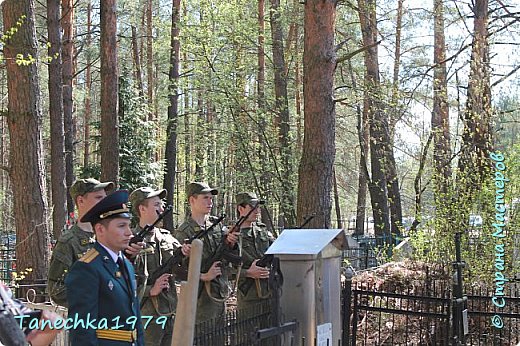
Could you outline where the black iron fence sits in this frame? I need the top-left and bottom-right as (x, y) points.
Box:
(342, 235), (405, 271)
(342, 279), (520, 346)
(194, 300), (276, 346)
(0, 247), (16, 282)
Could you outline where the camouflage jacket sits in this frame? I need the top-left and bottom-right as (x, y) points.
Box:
(237, 222), (274, 301)
(173, 216), (235, 300)
(47, 223), (96, 307)
(133, 226), (182, 317)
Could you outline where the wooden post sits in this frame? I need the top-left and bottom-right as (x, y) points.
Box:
(171, 239), (203, 346)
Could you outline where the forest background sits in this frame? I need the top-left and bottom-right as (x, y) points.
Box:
(0, 0), (519, 285)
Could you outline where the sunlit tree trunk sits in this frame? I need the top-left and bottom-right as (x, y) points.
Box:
(83, 0), (92, 171)
(61, 0), (75, 214)
(3, 0), (51, 279)
(432, 0), (451, 195)
(459, 0), (492, 186)
(163, 0), (182, 231)
(358, 0), (391, 242)
(48, 0), (67, 239)
(100, 0), (119, 184)
(146, 0), (154, 121)
(297, 0), (337, 229)
(131, 25), (145, 98)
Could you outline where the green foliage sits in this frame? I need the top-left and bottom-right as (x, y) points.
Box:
(0, 15), (26, 64)
(118, 72), (162, 191)
(80, 72), (161, 191)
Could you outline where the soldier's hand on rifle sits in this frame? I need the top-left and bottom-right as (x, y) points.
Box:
(225, 230), (239, 247)
(181, 243), (191, 257)
(201, 261), (222, 281)
(124, 241), (145, 259)
(150, 273), (172, 296)
(246, 259), (270, 279)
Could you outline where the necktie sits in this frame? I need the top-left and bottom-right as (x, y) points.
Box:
(117, 257), (131, 292)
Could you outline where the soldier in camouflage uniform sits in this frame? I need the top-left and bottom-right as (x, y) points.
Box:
(130, 187), (191, 346)
(47, 178), (114, 307)
(235, 192), (275, 311)
(173, 182), (239, 326)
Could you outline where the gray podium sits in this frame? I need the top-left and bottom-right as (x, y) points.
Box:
(266, 229), (347, 345)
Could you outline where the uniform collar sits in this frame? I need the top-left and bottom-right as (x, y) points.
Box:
(77, 221), (93, 233)
(98, 242), (121, 263)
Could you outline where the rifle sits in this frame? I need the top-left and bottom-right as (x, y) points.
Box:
(256, 254), (273, 268)
(146, 214), (226, 286)
(125, 205), (173, 259)
(211, 201), (263, 267)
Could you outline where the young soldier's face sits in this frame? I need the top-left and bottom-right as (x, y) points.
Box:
(238, 204), (261, 223)
(78, 190), (107, 215)
(96, 218), (133, 253)
(190, 193), (214, 215)
(139, 196), (164, 225)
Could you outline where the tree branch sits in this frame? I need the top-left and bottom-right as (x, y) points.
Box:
(491, 64), (520, 87)
(336, 40), (382, 66)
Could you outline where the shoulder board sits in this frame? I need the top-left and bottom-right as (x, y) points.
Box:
(78, 248), (99, 263)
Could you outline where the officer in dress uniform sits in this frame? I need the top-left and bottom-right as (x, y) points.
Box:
(47, 178), (114, 307)
(65, 190), (145, 346)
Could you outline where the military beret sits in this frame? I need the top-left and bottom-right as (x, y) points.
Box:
(187, 182), (218, 198)
(80, 190), (131, 224)
(70, 178), (114, 201)
(236, 192), (265, 206)
(129, 187), (167, 212)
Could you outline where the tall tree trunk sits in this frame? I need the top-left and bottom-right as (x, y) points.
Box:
(194, 92), (205, 179)
(48, 0), (67, 239)
(349, 59), (369, 236)
(297, 0), (337, 229)
(385, 0), (404, 236)
(61, 0), (75, 215)
(333, 167), (342, 228)
(269, 0), (295, 227)
(131, 25), (145, 98)
(432, 0), (451, 195)
(3, 0), (50, 279)
(83, 0), (92, 170)
(257, 0), (274, 229)
(163, 0), (181, 231)
(459, 0), (491, 186)
(258, 0), (265, 109)
(183, 27), (191, 188)
(358, 0), (391, 242)
(294, 18), (303, 152)
(385, 140), (402, 236)
(100, 0), (119, 184)
(146, 0), (154, 121)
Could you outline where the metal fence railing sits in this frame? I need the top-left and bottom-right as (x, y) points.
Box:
(0, 247), (16, 282)
(342, 278), (520, 346)
(194, 300), (276, 346)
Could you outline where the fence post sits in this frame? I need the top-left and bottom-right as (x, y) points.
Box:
(171, 239), (203, 346)
(342, 268), (354, 346)
(451, 232), (467, 346)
